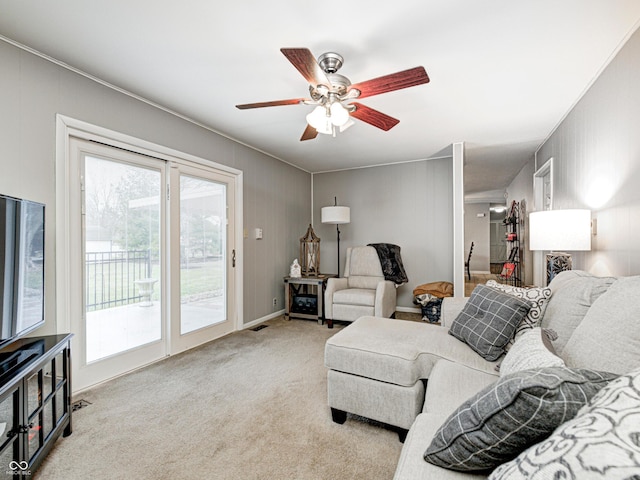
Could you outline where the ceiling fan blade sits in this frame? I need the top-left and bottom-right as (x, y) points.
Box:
(350, 102), (400, 131)
(280, 48), (331, 87)
(236, 98), (306, 109)
(349, 66), (429, 99)
(300, 124), (318, 141)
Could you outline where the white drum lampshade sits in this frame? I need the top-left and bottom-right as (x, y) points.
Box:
(321, 206), (350, 225)
(529, 209), (591, 284)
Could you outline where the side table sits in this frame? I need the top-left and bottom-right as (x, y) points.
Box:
(284, 274), (337, 325)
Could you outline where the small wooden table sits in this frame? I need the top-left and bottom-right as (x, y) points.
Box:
(284, 274), (337, 325)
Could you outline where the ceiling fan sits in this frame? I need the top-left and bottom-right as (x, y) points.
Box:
(236, 48), (430, 141)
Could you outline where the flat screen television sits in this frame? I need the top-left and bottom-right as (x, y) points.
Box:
(0, 194), (45, 349)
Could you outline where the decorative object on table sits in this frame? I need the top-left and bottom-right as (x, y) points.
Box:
(529, 209), (591, 285)
(299, 224), (321, 276)
(289, 259), (301, 278)
(367, 243), (408, 286)
(321, 197), (350, 276)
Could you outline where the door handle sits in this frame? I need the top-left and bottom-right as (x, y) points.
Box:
(232, 249), (236, 268)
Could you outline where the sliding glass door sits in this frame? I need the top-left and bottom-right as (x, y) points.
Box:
(69, 138), (236, 391)
(169, 164), (235, 355)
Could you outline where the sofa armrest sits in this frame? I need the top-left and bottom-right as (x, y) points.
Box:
(375, 280), (397, 318)
(441, 297), (469, 328)
(324, 277), (349, 320)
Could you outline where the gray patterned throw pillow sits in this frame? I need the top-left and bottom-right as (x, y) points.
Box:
(489, 367), (639, 479)
(449, 284), (533, 361)
(486, 280), (552, 344)
(424, 367), (618, 472)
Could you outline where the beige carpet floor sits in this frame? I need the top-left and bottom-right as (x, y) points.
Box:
(35, 315), (420, 479)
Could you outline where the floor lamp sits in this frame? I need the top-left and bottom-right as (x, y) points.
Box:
(529, 209), (591, 285)
(321, 198), (350, 276)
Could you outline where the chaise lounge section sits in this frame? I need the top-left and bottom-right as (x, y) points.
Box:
(324, 271), (640, 478)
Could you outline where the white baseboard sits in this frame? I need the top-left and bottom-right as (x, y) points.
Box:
(245, 306), (423, 326)
(242, 309), (285, 330)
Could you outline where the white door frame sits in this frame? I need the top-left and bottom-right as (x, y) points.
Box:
(532, 157), (554, 286)
(69, 137), (169, 390)
(56, 115), (244, 391)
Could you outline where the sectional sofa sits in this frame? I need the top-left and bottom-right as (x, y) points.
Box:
(324, 271), (640, 478)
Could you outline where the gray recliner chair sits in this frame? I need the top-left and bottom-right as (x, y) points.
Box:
(324, 246), (397, 328)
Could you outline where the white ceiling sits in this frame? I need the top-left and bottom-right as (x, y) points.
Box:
(1, 0), (640, 196)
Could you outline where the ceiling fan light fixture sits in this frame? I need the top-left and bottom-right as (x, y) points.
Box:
(306, 105), (332, 135)
(339, 118), (355, 132)
(329, 102), (350, 126)
(238, 48), (429, 141)
(306, 105), (326, 127)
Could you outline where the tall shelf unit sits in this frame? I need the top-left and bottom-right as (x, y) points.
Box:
(498, 200), (523, 287)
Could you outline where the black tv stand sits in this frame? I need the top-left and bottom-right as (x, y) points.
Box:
(0, 334), (73, 477)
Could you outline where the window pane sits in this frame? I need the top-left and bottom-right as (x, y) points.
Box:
(84, 157), (162, 362)
(179, 176), (226, 334)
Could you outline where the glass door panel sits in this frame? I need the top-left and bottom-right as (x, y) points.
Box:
(179, 175), (227, 334)
(169, 164), (235, 355)
(84, 156), (163, 362)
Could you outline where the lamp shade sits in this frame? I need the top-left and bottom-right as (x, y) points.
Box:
(321, 206), (350, 225)
(529, 209), (591, 251)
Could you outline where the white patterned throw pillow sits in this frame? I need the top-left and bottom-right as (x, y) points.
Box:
(489, 367), (640, 480)
(486, 280), (552, 342)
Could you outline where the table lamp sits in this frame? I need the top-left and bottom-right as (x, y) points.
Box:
(529, 209), (591, 285)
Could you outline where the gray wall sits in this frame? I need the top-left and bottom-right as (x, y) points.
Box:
(463, 203), (490, 273)
(313, 158), (453, 308)
(0, 39), (311, 332)
(534, 25), (640, 277)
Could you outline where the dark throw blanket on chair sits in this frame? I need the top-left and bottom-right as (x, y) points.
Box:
(368, 243), (409, 286)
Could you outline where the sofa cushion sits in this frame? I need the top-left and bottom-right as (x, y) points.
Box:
(485, 280), (552, 343)
(449, 285), (533, 362)
(333, 288), (376, 306)
(423, 367), (617, 472)
(345, 246), (385, 290)
(489, 366), (640, 480)
(499, 328), (565, 377)
(562, 275), (640, 375)
(541, 270), (616, 353)
(422, 360), (498, 418)
(394, 413), (487, 480)
(325, 317), (498, 388)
